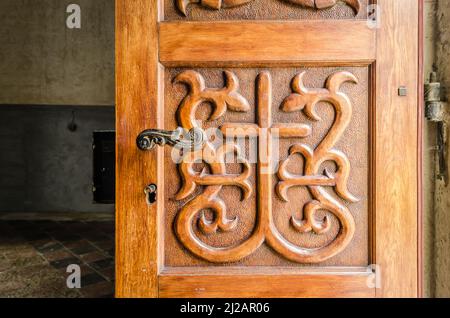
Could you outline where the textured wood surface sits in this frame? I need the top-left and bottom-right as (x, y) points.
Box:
(417, 0), (424, 298)
(374, 0), (419, 298)
(160, 272), (375, 298)
(115, 0), (161, 297)
(159, 21), (376, 66)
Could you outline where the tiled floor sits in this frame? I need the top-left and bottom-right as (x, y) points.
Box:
(0, 220), (114, 298)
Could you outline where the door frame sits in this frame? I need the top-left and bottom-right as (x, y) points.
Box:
(417, 0), (424, 299)
(115, 0), (424, 298)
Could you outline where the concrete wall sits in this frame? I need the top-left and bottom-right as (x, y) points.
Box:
(0, 0), (115, 214)
(432, 0), (450, 298)
(0, 106), (115, 213)
(0, 0), (114, 105)
(423, 0), (450, 298)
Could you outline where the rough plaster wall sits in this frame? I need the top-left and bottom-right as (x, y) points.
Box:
(423, 0), (438, 298)
(434, 0), (450, 298)
(0, 0), (115, 214)
(0, 106), (115, 213)
(0, 0), (114, 105)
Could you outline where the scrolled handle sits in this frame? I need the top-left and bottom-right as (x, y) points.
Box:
(136, 127), (205, 151)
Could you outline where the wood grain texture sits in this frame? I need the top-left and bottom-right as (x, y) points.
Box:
(161, 266), (372, 275)
(417, 0), (424, 298)
(115, 0), (161, 297)
(374, 0), (419, 298)
(159, 21), (376, 66)
(159, 273), (375, 298)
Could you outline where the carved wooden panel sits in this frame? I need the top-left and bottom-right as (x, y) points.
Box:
(164, 0), (369, 20)
(164, 67), (369, 267)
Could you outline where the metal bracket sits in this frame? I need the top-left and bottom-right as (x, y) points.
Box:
(425, 72), (448, 182)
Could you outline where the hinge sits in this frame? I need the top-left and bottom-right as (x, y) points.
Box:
(425, 72), (448, 183)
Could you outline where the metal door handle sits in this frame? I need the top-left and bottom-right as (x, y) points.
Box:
(136, 127), (205, 151)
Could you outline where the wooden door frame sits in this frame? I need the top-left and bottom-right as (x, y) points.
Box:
(115, 0), (424, 298)
(417, 0), (424, 299)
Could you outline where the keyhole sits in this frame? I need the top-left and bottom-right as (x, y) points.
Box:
(144, 184), (157, 205)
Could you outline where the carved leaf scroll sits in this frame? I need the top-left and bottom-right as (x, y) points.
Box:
(176, 0), (361, 16)
(274, 71), (359, 262)
(172, 70), (359, 264)
(174, 70), (252, 236)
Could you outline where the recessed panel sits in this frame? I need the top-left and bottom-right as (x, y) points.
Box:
(164, 67), (369, 267)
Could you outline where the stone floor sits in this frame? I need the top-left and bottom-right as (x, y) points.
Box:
(0, 220), (114, 298)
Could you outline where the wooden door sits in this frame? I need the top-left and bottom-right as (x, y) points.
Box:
(116, 0), (421, 298)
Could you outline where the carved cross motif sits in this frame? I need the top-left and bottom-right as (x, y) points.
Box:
(221, 72), (311, 174)
(176, 0), (361, 16)
(173, 69), (358, 264)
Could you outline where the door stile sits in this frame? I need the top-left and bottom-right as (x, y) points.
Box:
(374, 0), (419, 298)
(116, 0), (161, 297)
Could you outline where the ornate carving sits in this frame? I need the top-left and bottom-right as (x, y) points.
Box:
(174, 71), (256, 255)
(176, 0), (360, 16)
(273, 71), (359, 262)
(176, 0), (252, 16)
(172, 69), (358, 264)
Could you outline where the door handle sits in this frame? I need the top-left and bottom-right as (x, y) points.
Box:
(136, 127), (205, 151)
